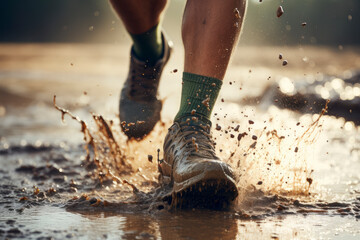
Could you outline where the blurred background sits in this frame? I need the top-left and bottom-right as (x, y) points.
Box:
(0, 0), (359, 46)
(1, 2), (360, 240)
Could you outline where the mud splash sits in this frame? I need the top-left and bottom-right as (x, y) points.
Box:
(42, 93), (360, 222)
(1, 95), (359, 239)
(1, 44), (360, 238)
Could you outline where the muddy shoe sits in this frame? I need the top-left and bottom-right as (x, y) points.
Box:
(160, 119), (238, 208)
(120, 33), (173, 139)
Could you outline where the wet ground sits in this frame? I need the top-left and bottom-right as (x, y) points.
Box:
(1, 44), (360, 239)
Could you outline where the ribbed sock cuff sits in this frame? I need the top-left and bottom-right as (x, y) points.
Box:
(129, 23), (163, 64)
(175, 72), (222, 123)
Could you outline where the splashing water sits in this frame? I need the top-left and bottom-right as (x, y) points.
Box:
(233, 101), (328, 200)
(53, 95), (330, 212)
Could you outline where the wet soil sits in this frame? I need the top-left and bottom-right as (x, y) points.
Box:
(257, 70), (360, 124)
(1, 44), (360, 239)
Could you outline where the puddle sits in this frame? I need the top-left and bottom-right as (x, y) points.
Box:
(1, 44), (360, 239)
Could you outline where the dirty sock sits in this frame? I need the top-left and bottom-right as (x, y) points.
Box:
(175, 72), (222, 124)
(129, 23), (163, 65)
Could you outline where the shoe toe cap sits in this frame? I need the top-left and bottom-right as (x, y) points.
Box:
(174, 158), (236, 184)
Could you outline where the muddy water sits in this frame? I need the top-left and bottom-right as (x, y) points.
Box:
(1, 44), (360, 239)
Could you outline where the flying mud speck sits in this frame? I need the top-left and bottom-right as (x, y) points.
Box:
(277, 6), (284, 18)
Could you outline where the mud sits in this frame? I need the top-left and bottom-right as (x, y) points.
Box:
(2, 133), (360, 239)
(1, 44), (360, 239)
(258, 70), (360, 125)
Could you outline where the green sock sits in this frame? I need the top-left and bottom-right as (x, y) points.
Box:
(129, 23), (163, 65)
(175, 72), (223, 124)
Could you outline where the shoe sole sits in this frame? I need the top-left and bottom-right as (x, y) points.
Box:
(170, 165), (238, 209)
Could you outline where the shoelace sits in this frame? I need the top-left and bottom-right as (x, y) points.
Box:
(177, 123), (218, 159)
(129, 63), (161, 98)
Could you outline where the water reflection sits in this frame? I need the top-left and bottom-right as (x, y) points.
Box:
(16, 206), (359, 239)
(76, 209), (238, 240)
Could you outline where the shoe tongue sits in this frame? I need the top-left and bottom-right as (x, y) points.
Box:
(176, 115), (212, 132)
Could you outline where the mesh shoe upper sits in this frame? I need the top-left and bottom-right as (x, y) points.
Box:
(161, 119), (238, 196)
